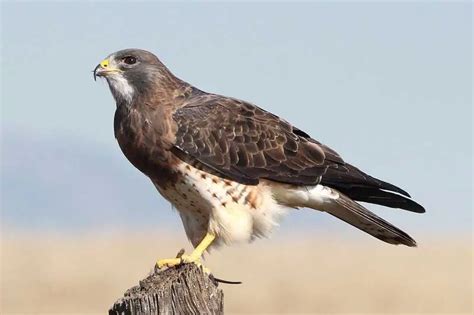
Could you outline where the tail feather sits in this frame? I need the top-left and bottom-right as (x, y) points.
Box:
(323, 191), (417, 247)
(271, 183), (418, 247)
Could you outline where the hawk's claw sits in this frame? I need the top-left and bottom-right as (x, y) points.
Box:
(156, 254), (210, 274)
(156, 234), (215, 273)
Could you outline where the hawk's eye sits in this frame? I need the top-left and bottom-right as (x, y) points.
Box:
(123, 56), (137, 65)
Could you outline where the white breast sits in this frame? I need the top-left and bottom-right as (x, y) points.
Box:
(153, 162), (289, 249)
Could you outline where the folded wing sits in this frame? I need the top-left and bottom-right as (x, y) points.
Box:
(172, 94), (424, 214)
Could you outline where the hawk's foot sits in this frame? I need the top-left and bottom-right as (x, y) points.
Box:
(156, 233), (215, 273)
(156, 257), (184, 269)
(156, 254), (210, 273)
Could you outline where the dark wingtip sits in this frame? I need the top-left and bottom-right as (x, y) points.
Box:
(378, 180), (411, 198)
(413, 204), (426, 214)
(332, 185), (426, 214)
(399, 198), (425, 214)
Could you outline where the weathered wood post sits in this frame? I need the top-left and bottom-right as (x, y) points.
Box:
(109, 264), (224, 315)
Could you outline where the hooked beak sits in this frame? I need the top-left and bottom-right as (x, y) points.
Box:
(93, 58), (121, 81)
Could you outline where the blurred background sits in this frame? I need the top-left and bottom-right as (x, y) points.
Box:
(1, 1), (472, 314)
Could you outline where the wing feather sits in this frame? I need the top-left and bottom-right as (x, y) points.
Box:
(172, 94), (424, 213)
(173, 95), (328, 185)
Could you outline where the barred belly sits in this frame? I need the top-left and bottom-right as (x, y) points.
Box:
(153, 161), (288, 249)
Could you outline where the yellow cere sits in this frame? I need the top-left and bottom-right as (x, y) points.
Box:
(100, 59), (109, 68)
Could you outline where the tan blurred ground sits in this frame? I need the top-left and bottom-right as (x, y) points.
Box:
(1, 230), (472, 314)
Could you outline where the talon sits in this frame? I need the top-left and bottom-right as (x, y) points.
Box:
(175, 248), (186, 258)
(156, 234), (216, 271)
(156, 254), (211, 273)
(156, 254), (201, 269)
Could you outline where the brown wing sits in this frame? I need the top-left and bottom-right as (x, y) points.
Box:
(172, 94), (425, 213)
(172, 95), (333, 186)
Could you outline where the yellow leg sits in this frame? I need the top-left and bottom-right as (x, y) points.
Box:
(157, 233), (215, 269)
(183, 233), (215, 263)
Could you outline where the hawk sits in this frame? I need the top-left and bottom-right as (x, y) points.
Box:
(94, 49), (425, 268)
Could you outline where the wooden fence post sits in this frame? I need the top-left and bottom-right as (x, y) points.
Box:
(109, 264), (224, 315)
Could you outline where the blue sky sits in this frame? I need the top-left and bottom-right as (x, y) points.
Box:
(1, 2), (471, 236)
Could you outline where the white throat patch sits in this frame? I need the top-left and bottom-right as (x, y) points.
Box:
(106, 74), (135, 105)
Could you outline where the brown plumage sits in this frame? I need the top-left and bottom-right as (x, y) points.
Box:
(94, 48), (425, 254)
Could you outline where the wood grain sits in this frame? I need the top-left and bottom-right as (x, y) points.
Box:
(109, 264), (223, 315)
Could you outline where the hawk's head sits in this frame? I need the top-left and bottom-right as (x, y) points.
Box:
(94, 48), (173, 105)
